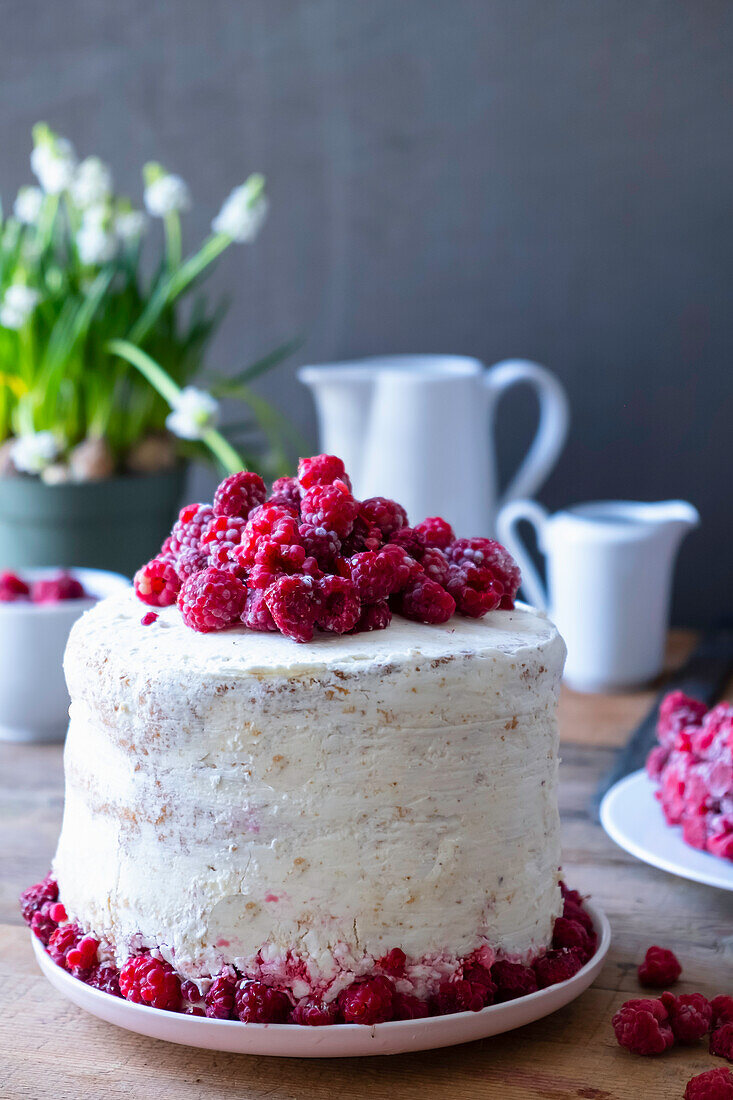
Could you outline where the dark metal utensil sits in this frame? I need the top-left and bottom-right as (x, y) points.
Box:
(592, 623), (733, 818)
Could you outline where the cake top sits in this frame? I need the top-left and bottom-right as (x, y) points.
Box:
(132, 453), (525, 645)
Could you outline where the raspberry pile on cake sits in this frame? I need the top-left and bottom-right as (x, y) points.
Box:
(133, 455), (521, 641)
(646, 691), (733, 862)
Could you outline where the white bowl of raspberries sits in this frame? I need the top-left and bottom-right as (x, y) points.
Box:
(0, 567), (130, 742)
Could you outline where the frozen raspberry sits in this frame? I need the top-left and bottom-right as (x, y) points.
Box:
(660, 991), (712, 1043)
(20, 875), (58, 923)
(184, 1005), (206, 1017)
(316, 575), (360, 633)
(463, 962), (497, 1002)
(414, 516), (454, 550)
(359, 497), (407, 538)
(447, 537), (521, 608)
(299, 523), (341, 570)
(0, 571), (30, 601)
(431, 978), (489, 1015)
(612, 997), (675, 1055)
(339, 551), (394, 603)
(87, 963), (121, 997)
(388, 527), (426, 558)
(178, 568), (247, 632)
(708, 832), (733, 861)
(236, 507), (301, 569)
(241, 589), (277, 632)
(175, 547), (208, 581)
(646, 745), (670, 781)
(265, 574), (320, 642)
(638, 946), (682, 987)
(396, 576), (455, 624)
(340, 976), (395, 1024)
(420, 547), (450, 586)
(560, 881), (583, 905)
(712, 996), (733, 1029)
(64, 934), (100, 976)
(291, 998), (339, 1025)
(349, 600), (392, 633)
(31, 572), (87, 603)
(298, 454), (351, 492)
(119, 954), (181, 1011)
(491, 960), (538, 1002)
(341, 516), (383, 555)
(141, 611), (158, 626)
(301, 482), (359, 539)
(445, 561), (504, 617)
(246, 538), (310, 590)
(201, 515), (248, 568)
(30, 901), (61, 945)
(657, 691), (708, 748)
(170, 503), (214, 555)
(711, 1023), (733, 1062)
(134, 556), (180, 607)
(47, 923), (82, 969)
(378, 948), (406, 977)
(393, 992), (430, 1020)
(205, 973), (237, 1019)
(213, 471), (266, 518)
(552, 916), (594, 961)
(235, 980), (291, 1023)
(533, 948), (585, 988)
(685, 1068), (733, 1100)
(269, 476), (302, 510)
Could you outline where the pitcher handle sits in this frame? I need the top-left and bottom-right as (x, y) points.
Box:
(496, 499), (549, 610)
(483, 360), (570, 507)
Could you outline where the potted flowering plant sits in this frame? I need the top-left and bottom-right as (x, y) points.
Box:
(0, 123), (295, 576)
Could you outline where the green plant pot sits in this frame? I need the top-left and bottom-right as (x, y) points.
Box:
(0, 468), (186, 578)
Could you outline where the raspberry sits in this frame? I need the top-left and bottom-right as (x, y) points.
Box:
(175, 547), (208, 581)
(65, 934), (100, 975)
(638, 946), (682, 987)
(339, 551), (394, 603)
(237, 507), (301, 569)
(30, 901), (61, 945)
(134, 556), (180, 607)
(291, 998), (339, 1025)
(491, 960), (538, 1002)
(119, 954), (182, 1011)
(87, 964), (121, 997)
(170, 503), (214, 555)
(185, 1005), (206, 1016)
(205, 973), (237, 1019)
(47, 923), (82, 969)
(20, 875), (58, 923)
(445, 561), (503, 617)
(265, 574), (320, 642)
(612, 997), (675, 1055)
(298, 454), (351, 492)
(660, 991), (712, 1043)
(447, 538), (521, 609)
(393, 992), (430, 1020)
(269, 476), (302, 510)
(462, 962), (497, 1003)
(299, 523), (341, 570)
(685, 1068), (733, 1100)
(141, 611), (158, 626)
(552, 916), (594, 961)
(431, 978), (489, 1015)
(560, 881), (583, 905)
(341, 517), (383, 555)
(658, 691), (708, 749)
(0, 571), (30, 601)
(395, 576), (455, 624)
(235, 980), (291, 1023)
(388, 527), (426, 558)
(241, 589), (277, 632)
(562, 896), (595, 938)
(301, 483), (359, 539)
(712, 997), (733, 1029)
(349, 600), (392, 633)
(246, 538), (310, 590)
(377, 948), (406, 977)
(178, 568), (247, 632)
(711, 1023), (733, 1062)
(376, 544), (423, 592)
(646, 745), (670, 781)
(213, 471), (266, 518)
(359, 497), (407, 538)
(30, 572), (87, 603)
(415, 517), (454, 551)
(316, 575), (360, 633)
(201, 515), (248, 568)
(533, 948), (585, 988)
(340, 976), (395, 1024)
(420, 547), (450, 586)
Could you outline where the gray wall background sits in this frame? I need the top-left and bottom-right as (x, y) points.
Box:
(2, 0), (732, 624)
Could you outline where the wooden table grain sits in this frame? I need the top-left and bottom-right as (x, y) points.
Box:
(1, 631), (731, 1100)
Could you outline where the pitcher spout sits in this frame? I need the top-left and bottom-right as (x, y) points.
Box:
(644, 499), (700, 532)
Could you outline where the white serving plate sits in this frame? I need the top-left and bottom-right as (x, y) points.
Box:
(600, 769), (733, 893)
(32, 900), (610, 1058)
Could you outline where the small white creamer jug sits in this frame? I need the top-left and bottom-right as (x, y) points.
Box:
(497, 499), (700, 692)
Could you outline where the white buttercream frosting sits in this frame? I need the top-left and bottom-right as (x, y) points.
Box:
(54, 590), (566, 999)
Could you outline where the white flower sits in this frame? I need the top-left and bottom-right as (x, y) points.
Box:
(76, 210), (117, 265)
(212, 177), (268, 243)
(165, 387), (220, 440)
(0, 284), (41, 329)
(115, 209), (147, 243)
(11, 431), (60, 475)
(144, 174), (191, 217)
(30, 129), (77, 194)
(13, 186), (44, 225)
(70, 156), (113, 209)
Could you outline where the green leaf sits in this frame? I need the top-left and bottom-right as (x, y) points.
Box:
(209, 338), (301, 393)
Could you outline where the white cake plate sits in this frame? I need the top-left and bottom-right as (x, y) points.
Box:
(32, 901), (610, 1057)
(600, 769), (733, 893)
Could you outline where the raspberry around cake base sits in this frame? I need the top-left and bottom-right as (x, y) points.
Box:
(30, 901), (611, 1058)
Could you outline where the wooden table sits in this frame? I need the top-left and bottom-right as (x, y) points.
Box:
(2, 631), (731, 1100)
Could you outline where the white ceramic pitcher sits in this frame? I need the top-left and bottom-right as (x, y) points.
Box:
(497, 499), (700, 692)
(298, 355), (569, 537)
